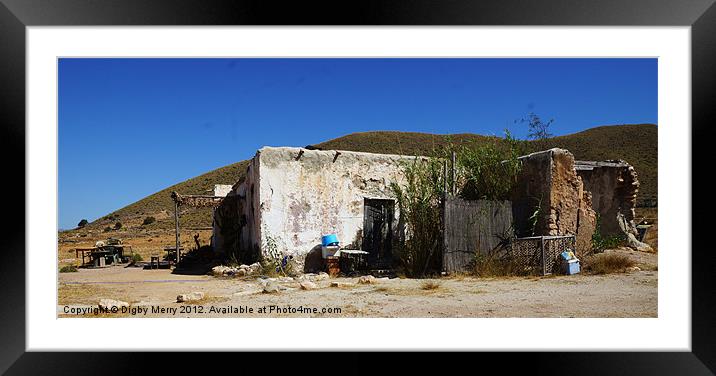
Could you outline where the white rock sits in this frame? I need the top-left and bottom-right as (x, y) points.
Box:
(212, 266), (228, 276)
(358, 275), (376, 284)
(99, 299), (129, 310)
(627, 266), (642, 272)
(177, 291), (205, 302)
(300, 281), (317, 290)
(314, 272), (329, 281)
(249, 262), (262, 272)
(262, 281), (282, 294)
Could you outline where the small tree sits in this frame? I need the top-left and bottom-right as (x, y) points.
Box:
(519, 112), (554, 150)
(142, 216), (156, 226)
(113, 221), (122, 230)
(77, 219), (88, 228)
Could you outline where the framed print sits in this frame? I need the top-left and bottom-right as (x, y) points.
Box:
(1, 0), (713, 374)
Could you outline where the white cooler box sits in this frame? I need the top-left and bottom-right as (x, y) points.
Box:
(322, 245), (340, 259)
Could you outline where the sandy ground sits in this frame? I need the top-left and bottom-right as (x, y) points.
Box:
(58, 248), (657, 318)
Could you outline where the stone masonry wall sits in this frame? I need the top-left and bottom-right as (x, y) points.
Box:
(513, 148), (597, 255)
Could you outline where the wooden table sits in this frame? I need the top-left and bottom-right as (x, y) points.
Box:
(163, 246), (185, 263)
(75, 247), (98, 266)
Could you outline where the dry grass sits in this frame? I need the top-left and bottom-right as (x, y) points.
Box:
(178, 295), (228, 305)
(585, 253), (636, 274)
(472, 256), (531, 278)
(421, 281), (441, 290)
(58, 283), (131, 305)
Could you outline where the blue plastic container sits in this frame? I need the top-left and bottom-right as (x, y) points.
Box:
(562, 259), (581, 275)
(321, 234), (339, 247)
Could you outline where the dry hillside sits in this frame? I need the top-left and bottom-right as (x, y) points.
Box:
(71, 123), (656, 233)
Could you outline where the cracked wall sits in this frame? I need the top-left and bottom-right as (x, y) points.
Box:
(256, 147), (411, 265)
(512, 148), (597, 255)
(576, 160), (652, 252)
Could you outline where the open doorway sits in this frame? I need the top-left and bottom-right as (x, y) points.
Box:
(362, 198), (394, 268)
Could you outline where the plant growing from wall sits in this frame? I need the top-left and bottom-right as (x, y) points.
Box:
(527, 197), (543, 236)
(391, 157), (445, 278)
(260, 233), (294, 277)
(591, 215), (627, 254)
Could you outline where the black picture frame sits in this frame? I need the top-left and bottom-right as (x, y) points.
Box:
(1, 0), (713, 374)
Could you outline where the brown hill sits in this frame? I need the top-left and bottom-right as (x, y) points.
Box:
(78, 124), (656, 232)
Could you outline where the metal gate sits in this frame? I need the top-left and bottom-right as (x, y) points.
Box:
(509, 235), (576, 275)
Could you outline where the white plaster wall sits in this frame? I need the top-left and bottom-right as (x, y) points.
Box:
(256, 147), (413, 260)
(213, 184), (233, 197)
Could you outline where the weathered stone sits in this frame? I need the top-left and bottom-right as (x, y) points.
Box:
(625, 233), (653, 253)
(330, 282), (341, 287)
(262, 281), (283, 293)
(212, 266), (229, 276)
(177, 292), (205, 302)
(513, 149), (597, 255)
(358, 275), (376, 284)
(576, 159), (649, 252)
(99, 299), (129, 310)
(314, 272), (329, 281)
(300, 281), (317, 290)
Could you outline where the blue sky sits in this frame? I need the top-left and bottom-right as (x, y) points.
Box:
(58, 58), (657, 229)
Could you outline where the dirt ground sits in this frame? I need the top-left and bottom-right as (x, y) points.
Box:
(58, 247), (657, 318)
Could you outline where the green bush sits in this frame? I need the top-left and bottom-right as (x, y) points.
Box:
(131, 253), (143, 263)
(591, 215), (627, 254)
(455, 131), (524, 201)
(77, 219), (88, 228)
(142, 216), (156, 225)
(103, 226), (112, 233)
(59, 265), (78, 273)
(391, 157), (444, 278)
(113, 221), (122, 230)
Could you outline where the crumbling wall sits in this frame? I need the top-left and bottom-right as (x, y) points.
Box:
(212, 156), (262, 263)
(576, 160), (652, 252)
(256, 147), (410, 266)
(512, 149), (596, 255)
(511, 149), (553, 237)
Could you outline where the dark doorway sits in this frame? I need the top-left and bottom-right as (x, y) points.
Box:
(362, 198), (394, 268)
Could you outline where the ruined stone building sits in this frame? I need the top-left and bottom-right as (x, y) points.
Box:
(575, 160), (652, 252)
(212, 147), (413, 268)
(512, 148), (651, 254)
(512, 148), (597, 254)
(213, 145), (651, 272)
